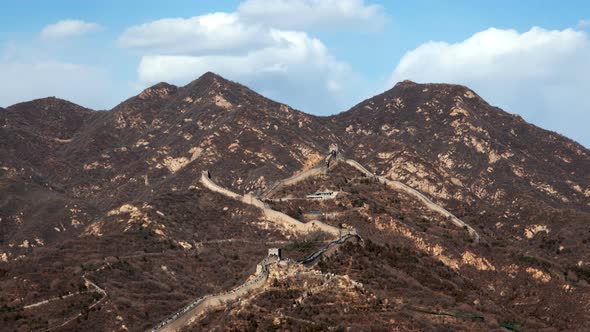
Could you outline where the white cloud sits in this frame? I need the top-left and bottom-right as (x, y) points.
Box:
(238, 0), (386, 30)
(116, 1), (388, 114)
(578, 19), (590, 29)
(390, 27), (590, 146)
(137, 29), (360, 114)
(40, 19), (103, 40)
(118, 13), (272, 54)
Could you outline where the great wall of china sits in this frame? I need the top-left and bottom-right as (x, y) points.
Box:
(151, 256), (277, 332)
(235, 144), (479, 242)
(151, 232), (362, 332)
(201, 171), (341, 237)
(260, 166), (326, 199)
(299, 233), (360, 265)
(150, 149), (359, 331)
(150, 145), (480, 331)
(25, 144), (480, 331)
(343, 159), (480, 243)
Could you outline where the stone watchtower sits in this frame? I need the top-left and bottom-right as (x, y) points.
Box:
(329, 144), (339, 157)
(268, 248), (282, 260)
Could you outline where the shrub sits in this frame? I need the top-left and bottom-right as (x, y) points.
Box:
(518, 255), (552, 271)
(572, 266), (590, 281)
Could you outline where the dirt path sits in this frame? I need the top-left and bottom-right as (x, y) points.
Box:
(42, 275), (107, 332)
(24, 292), (85, 310)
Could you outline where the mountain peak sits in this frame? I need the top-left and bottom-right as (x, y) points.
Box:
(7, 96), (91, 113)
(396, 79), (418, 86)
(199, 71), (225, 81)
(392, 79), (471, 91)
(183, 71), (236, 92)
(384, 80), (484, 105)
(178, 71), (271, 109)
(138, 82), (178, 100)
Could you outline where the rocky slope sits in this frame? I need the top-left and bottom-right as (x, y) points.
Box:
(329, 80), (590, 271)
(0, 72), (589, 331)
(330, 80), (588, 211)
(236, 162), (588, 331)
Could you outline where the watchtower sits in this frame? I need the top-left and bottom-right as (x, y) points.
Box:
(268, 248), (282, 260)
(329, 144), (339, 157)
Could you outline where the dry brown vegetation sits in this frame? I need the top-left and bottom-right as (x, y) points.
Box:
(1, 72), (589, 331)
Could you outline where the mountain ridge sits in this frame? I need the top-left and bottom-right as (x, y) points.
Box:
(4, 72), (588, 149)
(1, 71), (589, 331)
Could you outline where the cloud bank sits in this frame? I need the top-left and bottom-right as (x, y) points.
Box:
(237, 0), (386, 30)
(40, 19), (103, 40)
(118, 13), (272, 55)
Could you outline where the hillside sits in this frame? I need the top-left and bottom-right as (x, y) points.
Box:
(329, 80), (590, 271)
(0, 72), (589, 331)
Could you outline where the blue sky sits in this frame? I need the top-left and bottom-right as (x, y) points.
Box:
(1, 0), (589, 146)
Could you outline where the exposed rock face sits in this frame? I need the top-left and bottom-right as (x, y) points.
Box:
(1, 72), (589, 331)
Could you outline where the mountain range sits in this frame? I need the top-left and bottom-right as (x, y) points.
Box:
(1, 72), (588, 331)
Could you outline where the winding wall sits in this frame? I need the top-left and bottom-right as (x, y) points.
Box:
(152, 232), (359, 331)
(260, 166), (325, 199)
(344, 160), (480, 243)
(299, 234), (360, 265)
(199, 172), (242, 200)
(152, 257), (275, 332)
(153, 151), (478, 331)
(153, 166), (356, 331)
(201, 172), (340, 237)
